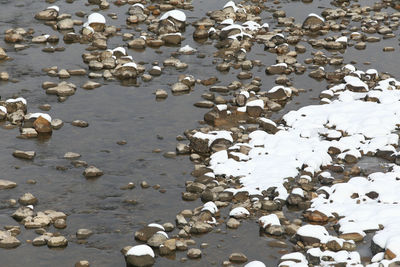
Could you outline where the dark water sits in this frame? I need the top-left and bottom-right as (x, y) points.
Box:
(0, 0), (399, 266)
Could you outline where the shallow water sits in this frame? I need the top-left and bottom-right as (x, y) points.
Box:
(0, 0), (399, 266)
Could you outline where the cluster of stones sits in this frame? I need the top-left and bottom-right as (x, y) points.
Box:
(0, 97), (62, 140)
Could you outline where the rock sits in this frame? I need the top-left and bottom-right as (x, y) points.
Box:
(0, 179), (17, 189)
(125, 245), (155, 267)
(35, 8), (58, 20)
(76, 229), (93, 239)
(187, 248), (202, 259)
(33, 116), (52, 133)
(171, 82), (190, 94)
(194, 101), (214, 108)
(18, 193), (37, 205)
(0, 230), (20, 248)
(24, 213), (51, 228)
(226, 218), (240, 229)
(229, 252), (248, 263)
(303, 210), (329, 222)
(58, 69), (70, 78)
(176, 143), (190, 154)
(128, 38), (146, 49)
(20, 128), (38, 138)
(58, 19), (74, 30)
(32, 235), (49, 246)
(52, 119), (64, 129)
(339, 232), (364, 242)
(147, 233), (167, 247)
(135, 226), (163, 242)
(0, 47), (7, 60)
(47, 236), (68, 247)
(82, 81), (101, 90)
(72, 120), (89, 127)
(161, 33), (182, 45)
(54, 219), (67, 229)
(302, 14), (324, 29)
(12, 206), (34, 221)
(155, 89), (168, 99)
(64, 152), (81, 159)
(13, 150), (35, 160)
(83, 166), (103, 178)
(75, 260), (90, 267)
(190, 221), (212, 234)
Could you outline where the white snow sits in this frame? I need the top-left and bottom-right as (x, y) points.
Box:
(26, 113), (52, 123)
(46, 5), (59, 12)
(160, 10), (186, 22)
(6, 97), (27, 105)
(229, 207), (249, 217)
(147, 223), (164, 231)
(307, 13), (325, 22)
(179, 45), (196, 53)
(202, 201), (218, 214)
(87, 13), (106, 25)
(245, 261), (266, 267)
(0, 106), (7, 114)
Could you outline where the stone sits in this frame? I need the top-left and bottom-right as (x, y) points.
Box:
(47, 236), (68, 247)
(171, 82), (190, 94)
(13, 150), (35, 160)
(0, 47), (7, 60)
(135, 226), (163, 242)
(32, 235), (49, 246)
(190, 221), (212, 234)
(12, 206), (34, 221)
(58, 19), (74, 30)
(33, 116), (52, 133)
(75, 261), (90, 267)
(82, 81), (101, 90)
(20, 128), (38, 138)
(35, 9), (58, 20)
(54, 219), (67, 229)
(226, 218), (240, 229)
(125, 245), (155, 267)
(52, 119), (64, 129)
(229, 252), (248, 263)
(187, 248), (202, 259)
(19, 193), (37, 205)
(0, 179), (17, 189)
(77, 229), (93, 239)
(155, 89), (168, 99)
(0, 230), (20, 248)
(72, 120), (89, 127)
(147, 233), (167, 247)
(64, 152), (81, 159)
(83, 166), (103, 178)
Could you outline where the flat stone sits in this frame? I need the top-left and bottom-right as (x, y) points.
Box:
(13, 150), (35, 160)
(0, 179), (17, 189)
(64, 152), (81, 159)
(47, 236), (68, 247)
